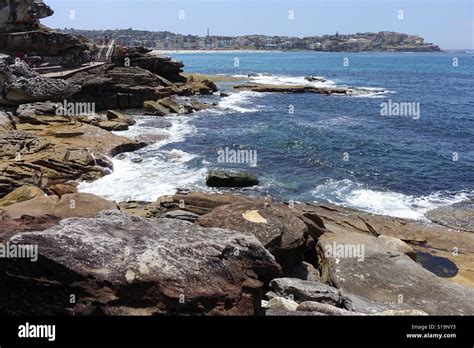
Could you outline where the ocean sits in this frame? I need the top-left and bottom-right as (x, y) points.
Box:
(79, 51), (474, 220)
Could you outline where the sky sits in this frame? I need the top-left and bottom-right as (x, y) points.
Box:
(42, 0), (473, 49)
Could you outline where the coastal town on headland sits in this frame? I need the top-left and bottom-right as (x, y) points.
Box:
(62, 28), (441, 52)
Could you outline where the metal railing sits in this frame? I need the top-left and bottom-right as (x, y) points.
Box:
(96, 39), (116, 62)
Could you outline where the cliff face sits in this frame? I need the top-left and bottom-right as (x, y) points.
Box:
(0, 0), (88, 68)
(0, 0), (54, 32)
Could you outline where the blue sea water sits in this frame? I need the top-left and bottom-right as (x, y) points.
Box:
(80, 51), (474, 220)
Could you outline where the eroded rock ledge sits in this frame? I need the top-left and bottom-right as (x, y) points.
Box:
(2, 191), (474, 316)
(234, 83), (385, 96)
(0, 106), (147, 197)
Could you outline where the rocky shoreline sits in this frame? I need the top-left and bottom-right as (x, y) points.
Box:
(2, 186), (474, 315)
(1, 0), (474, 317)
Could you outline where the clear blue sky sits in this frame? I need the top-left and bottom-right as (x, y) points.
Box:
(42, 0), (473, 49)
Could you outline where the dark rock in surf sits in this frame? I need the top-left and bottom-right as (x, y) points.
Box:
(206, 170), (259, 188)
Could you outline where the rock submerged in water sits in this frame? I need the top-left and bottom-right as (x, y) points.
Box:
(305, 76), (327, 83)
(0, 210), (281, 315)
(206, 170), (259, 188)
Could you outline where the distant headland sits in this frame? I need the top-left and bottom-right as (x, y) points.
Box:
(61, 28), (442, 52)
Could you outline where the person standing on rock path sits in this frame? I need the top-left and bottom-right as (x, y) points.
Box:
(8, 0), (18, 23)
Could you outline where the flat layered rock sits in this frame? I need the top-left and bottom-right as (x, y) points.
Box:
(426, 200), (474, 233)
(166, 192), (256, 216)
(295, 203), (474, 289)
(269, 278), (346, 307)
(234, 83), (383, 96)
(0, 122), (147, 197)
(3, 193), (118, 219)
(0, 210), (281, 315)
(164, 209), (199, 222)
(66, 64), (162, 110)
(112, 47), (186, 83)
(317, 230), (474, 315)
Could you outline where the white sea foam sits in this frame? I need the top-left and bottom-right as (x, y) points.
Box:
(244, 73), (337, 87)
(79, 115), (206, 202)
(232, 73), (393, 97)
(312, 179), (470, 220)
(79, 152), (206, 202)
(352, 87), (395, 98)
(217, 90), (264, 113)
(113, 115), (196, 147)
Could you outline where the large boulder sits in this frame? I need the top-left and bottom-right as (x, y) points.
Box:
(377, 234), (416, 260)
(2, 192), (118, 219)
(197, 201), (308, 268)
(0, 210), (281, 315)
